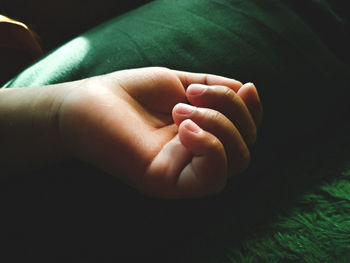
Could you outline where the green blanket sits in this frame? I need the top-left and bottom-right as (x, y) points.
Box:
(2, 0), (350, 261)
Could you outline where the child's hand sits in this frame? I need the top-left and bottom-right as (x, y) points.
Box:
(58, 67), (262, 198)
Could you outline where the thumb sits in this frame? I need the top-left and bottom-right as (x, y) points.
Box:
(176, 119), (227, 198)
(141, 119), (227, 198)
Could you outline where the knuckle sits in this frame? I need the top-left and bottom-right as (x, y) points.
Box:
(207, 109), (233, 133)
(206, 135), (222, 151)
(145, 67), (172, 83)
(202, 73), (210, 85)
(147, 67), (169, 79)
(212, 86), (239, 110)
(215, 85), (236, 100)
(208, 109), (224, 123)
(222, 85), (234, 97)
(205, 135), (226, 161)
(151, 66), (170, 73)
(210, 85), (234, 100)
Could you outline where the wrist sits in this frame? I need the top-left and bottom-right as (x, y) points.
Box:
(0, 83), (75, 173)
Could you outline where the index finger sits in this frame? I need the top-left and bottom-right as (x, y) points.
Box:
(172, 69), (243, 92)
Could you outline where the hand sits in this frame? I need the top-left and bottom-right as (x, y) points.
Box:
(57, 67), (262, 198)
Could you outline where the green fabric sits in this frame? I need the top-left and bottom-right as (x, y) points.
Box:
(2, 0), (350, 261)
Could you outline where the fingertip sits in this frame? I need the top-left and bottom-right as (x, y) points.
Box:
(173, 103), (195, 116)
(178, 119), (226, 167)
(178, 119), (204, 150)
(172, 103), (196, 126)
(238, 82), (255, 94)
(187, 84), (208, 97)
(241, 83), (261, 104)
(238, 82), (263, 127)
(177, 121), (228, 197)
(181, 119), (202, 133)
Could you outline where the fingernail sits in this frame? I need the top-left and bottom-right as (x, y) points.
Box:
(243, 82), (255, 89)
(184, 120), (201, 133)
(175, 103), (195, 116)
(188, 84), (207, 96)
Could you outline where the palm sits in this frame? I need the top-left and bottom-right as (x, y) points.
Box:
(58, 67), (261, 198)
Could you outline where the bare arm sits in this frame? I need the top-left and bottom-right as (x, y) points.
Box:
(0, 83), (71, 173)
(0, 67), (262, 198)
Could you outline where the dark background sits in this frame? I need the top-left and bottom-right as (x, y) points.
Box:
(2, 0), (152, 51)
(1, 1), (349, 262)
(1, 0), (152, 85)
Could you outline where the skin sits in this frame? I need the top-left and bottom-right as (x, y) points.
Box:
(0, 67), (262, 198)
